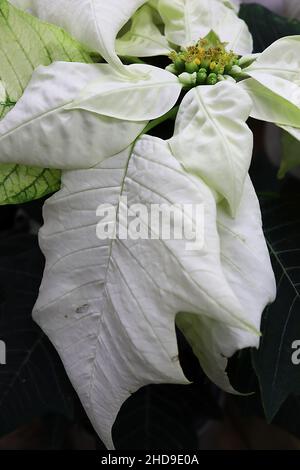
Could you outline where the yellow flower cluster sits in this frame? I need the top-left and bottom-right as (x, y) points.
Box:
(168, 34), (241, 86)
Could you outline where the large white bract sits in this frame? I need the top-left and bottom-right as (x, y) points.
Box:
(5, 0), (299, 448)
(34, 136), (274, 449)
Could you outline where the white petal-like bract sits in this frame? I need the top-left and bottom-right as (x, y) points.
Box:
(116, 4), (171, 57)
(169, 81), (253, 216)
(158, 0), (253, 54)
(241, 36), (300, 132)
(34, 135), (264, 448)
(10, 0), (148, 71)
(0, 62), (181, 169)
(177, 176), (276, 392)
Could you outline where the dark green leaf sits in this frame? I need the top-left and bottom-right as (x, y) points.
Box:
(278, 131), (300, 179)
(239, 4), (300, 53)
(252, 193), (300, 421)
(113, 383), (220, 449)
(0, 233), (74, 436)
(230, 349), (300, 441)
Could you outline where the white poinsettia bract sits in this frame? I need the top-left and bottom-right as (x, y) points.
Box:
(3, 0), (300, 449)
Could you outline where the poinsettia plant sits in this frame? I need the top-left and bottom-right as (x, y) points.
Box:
(0, 0), (300, 449)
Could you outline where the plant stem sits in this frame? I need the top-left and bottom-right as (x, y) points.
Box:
(122, 56), (146, 65)
(0, 100), (16, 107)
(141, 106), (179, 136)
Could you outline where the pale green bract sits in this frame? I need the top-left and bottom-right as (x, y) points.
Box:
(116, 4), (171, 57)
(0, 0), (279, 449)
(10, 0), (148, 73)
(115, 0), (241, 58)
(240, 36), (300, 141)
(0, 0), (95, 205)
(239, 78), (300, 128)
(158, 0), (253, 54)
(12, 0), (252, 60)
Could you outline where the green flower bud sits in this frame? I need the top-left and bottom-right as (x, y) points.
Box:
(224, 63), (233, 74)
(169, 36), (240, 87)
(178, 72), (197, 87)
(230, 65), (242, 76)
(201, 58), (211, 69)
(224, 57), (238, 74)
(165, 64), (178, 75)
(206, 73), (217, 85)
(214, 63), (225, 74)
(174, 58), (185, 73)
(196, 70), (207, 85)
(185, 61), (199, 74)
(238, 54), (259, 69)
